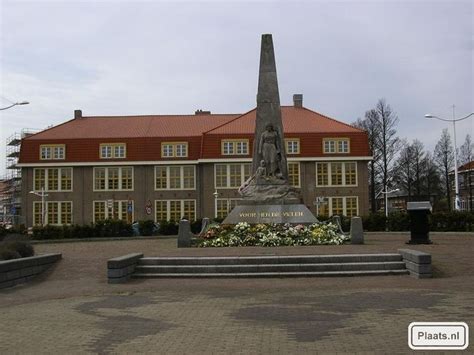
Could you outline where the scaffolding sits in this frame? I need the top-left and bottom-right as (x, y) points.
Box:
(1, 129), (40, 225)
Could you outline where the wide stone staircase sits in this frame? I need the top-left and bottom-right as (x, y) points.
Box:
(132, 253), (409, 278)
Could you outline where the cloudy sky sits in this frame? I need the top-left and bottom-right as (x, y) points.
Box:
(0, 0), (472, 175)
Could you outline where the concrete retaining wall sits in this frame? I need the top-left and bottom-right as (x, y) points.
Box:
(0, 253), (62, 289)
(107, 253), (143, 284)
(398, 249), (432, 278)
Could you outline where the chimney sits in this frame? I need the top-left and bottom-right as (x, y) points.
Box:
(195, 109), (211, 115)
(74, 109), (82, 119)
(293, 94), (303, 108)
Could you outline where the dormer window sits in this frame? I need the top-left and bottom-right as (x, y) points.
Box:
(100, 143), (126, 159)
(285, 139), (300, 154)
(323, 138), (350, 154)
(40, 145), (65, 160)
(161, 142), (188, 158)
(221, 139), (249, 155)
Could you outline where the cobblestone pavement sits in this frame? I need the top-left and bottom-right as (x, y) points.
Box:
(0, 233), (473, 354)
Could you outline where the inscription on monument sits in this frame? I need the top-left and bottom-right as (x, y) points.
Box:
(239, 211), (304, 218)
(224, 204), (315, 224)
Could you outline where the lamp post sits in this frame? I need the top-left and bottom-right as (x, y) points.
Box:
(29, 187), (48, 226)
(213, 190), (219, 217)
(0, 101), (29, 111)
(425, 109), (474, 211)
(381, 188), (400, 218)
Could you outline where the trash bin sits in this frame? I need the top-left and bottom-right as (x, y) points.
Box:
(406, 201), (432, 244)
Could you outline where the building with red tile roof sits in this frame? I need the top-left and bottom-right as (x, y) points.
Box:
(18, 96), (371, 227)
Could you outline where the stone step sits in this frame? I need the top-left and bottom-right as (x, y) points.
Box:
(138, 254), (402, 266)
(134, 261), (406, 274)
(133, 269), (410, 278)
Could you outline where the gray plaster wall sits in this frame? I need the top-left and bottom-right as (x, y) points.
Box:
(21, 160), (369, 226)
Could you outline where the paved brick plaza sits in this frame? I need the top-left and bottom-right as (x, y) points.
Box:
(0, 233), (473, 354)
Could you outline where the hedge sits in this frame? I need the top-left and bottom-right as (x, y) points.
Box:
(0, 240), (35, 260)
(20, 211), (474, 240)
(157, 219), (203, 235)
(360, 211), (474, 232)
(32, 219), (133, 240)
(30, 219), (205, 240)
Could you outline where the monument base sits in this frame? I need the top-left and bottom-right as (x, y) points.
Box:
(222, 204), (318, 225)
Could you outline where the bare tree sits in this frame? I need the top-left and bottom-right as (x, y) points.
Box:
(353, 109), (381, 212)
(375, 99), (400, 197)
(434, 129), (454, 210)
(459, 134), (473, 211)
(460, 134), (473, 164)
(422, 152), (441, 199)
(393, 139), (413, 199)
(411, 139), (425, 197)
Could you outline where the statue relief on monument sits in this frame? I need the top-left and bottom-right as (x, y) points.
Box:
(259, 123), (282, 178)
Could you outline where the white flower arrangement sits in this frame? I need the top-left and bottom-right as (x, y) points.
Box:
(198, 222), (349, 247)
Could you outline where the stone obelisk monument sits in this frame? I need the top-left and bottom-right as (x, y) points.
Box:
(223, 34), (317, 224)
(252, 34), (288, 180)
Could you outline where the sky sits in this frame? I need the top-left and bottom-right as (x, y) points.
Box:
(0, 0), (472, 175)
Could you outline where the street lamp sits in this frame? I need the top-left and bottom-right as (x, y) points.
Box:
(381, 188), (400, 218)
(425, 110), (474, 210)
(29, 187), (48, 226)
(0, 101), (29, 111)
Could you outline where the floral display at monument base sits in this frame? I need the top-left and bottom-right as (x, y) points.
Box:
(197, 222), (349, 247)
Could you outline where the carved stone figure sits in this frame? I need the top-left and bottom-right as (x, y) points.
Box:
(258, 124), (282, 177)
(239, 160), (267, 194)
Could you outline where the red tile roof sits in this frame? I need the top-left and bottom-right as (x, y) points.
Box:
(19, 106), (370, 163)
(204, 106), (364, 135)
(26, 114), (240, 140)
(458, 161), (474, 172)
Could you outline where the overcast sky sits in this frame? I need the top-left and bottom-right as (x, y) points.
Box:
(1, 0), (472, 175)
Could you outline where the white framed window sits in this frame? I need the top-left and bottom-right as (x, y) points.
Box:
(114, 145), (126, 158)
(40, 145), (65, 160)
(53, 146), (65, 159)
(285, 139), (300, 154)
(223, 141), (234, 155)
(288, 162), (300, 187)
(324, 140), (336, 153)
(236, 141), (248, 155)
(176, 144), (187, 157)
(338, 140), (349, 153)
(315, 162), (358, 187)
(155, 200), (196, 221)
(162, 144), (173, 157)
(40, 147), (51, 160)
(101, 145), (112, 158)
(33, 201), (72, 225)
(93, 200), (134, 222)
(221, 140), (249, 155)
(161, 142), (188, 158)
(323, 138), (350, 154)
(33, 168), (73, 192)
(315, 197), (329, 217)
(154, 165), (196, 190)
(215, 198), (240, 219)
(93, 167), (134, 191)
(214, 163), (251, 188)
(100, 143), (126, 159)
(319, 196), (359, 217)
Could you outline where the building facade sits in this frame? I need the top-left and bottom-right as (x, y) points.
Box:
(451, 161), (474, 211)
(18, 96), (371, 227)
